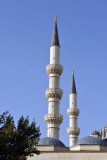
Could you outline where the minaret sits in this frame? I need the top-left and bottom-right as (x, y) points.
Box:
(67, 69), (80, 147)
(44, 15), (63, 139)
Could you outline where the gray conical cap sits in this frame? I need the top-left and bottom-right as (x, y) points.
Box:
(51, 15), (60, 46)
(70, 69), (77, 94)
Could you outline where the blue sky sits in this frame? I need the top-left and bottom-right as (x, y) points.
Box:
(0, 0), (107, 146)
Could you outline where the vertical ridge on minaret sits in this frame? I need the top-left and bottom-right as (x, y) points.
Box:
(51, 14), (60, 46)
(44, 15), (63, 139)
(67, 69), (80, 147)
(70, 69), (77, 94)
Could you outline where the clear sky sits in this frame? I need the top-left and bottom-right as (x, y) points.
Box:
(0, 0), (107, 147)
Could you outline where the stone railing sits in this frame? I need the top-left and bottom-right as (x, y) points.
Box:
(46, 64), (63, 76)
(67, 108), (80, 116)
(67, 127), (80, 136)
(44, 113), (63, 125)
(45, 88), (63, 99)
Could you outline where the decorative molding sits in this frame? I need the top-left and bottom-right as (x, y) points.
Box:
(45, 88), (63, 99)
(67, 108), (80, 116)
(46, 64), (63, 76)
(44, 113), (63, 125)
(67, 127), (80, 136)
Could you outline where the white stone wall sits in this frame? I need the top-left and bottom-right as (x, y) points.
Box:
(28, 152), (107, 160)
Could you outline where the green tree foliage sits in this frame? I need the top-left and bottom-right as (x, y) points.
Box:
(0, 111), (41, 160)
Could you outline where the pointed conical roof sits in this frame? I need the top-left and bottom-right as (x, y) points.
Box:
(70, 69), (77, 94)
(51, 15), (60, 46)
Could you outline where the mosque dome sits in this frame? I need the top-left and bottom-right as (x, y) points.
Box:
(76, 136), (107, 146)
(38, 137), (65, 147)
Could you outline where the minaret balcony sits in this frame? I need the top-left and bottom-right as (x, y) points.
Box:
(67, 127), (80, 136)
(45, 88), (63, 99)
(46, 64), (63, 76)
(67, 108), (80, 116)
(44, 113), (63, 125)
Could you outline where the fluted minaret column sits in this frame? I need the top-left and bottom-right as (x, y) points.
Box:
(44, 15), (63, 139)
(67, 69), (80, 147)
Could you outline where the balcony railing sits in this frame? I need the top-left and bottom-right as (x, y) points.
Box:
(67, 108), (80, 116)
(44, 113), (63, 124)
(67, 127), (80, 136)
(45, 88), (63, 99)
(46, 64), (63, 75)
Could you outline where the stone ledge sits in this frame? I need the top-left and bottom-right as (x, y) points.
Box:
(35, 145), (69, 152)
(70, 144), (107, 152)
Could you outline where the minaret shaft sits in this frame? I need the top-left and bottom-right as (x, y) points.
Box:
(50, 46), (60, 64)
(70, 94), (77, 108)
(49, 75), (60, 88)
(67, 70), (80, 147)
(44, 17), (63, 139)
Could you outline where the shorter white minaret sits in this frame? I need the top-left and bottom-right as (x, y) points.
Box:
(67, 69), (80, 147)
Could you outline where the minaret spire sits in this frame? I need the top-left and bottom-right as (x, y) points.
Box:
(67, 69), (80, 147)
(51, 14), (60, 46)
(44, 16), (63, 139)
(70, 69), (77, 94)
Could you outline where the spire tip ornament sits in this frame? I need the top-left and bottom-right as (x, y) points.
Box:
(51, 14), (59, 46)
(72, 69), (74, 75)
(55, 14), (57, 23)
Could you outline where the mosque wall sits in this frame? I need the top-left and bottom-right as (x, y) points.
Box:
(28, 152), (107, 160)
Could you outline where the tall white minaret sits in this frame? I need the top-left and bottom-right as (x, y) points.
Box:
(44, 15), (63, 139)
(67, 69), (80, 147)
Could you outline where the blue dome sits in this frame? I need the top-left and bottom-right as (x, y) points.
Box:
(76, 136), (107, 146)
(38, 137), (65, 147)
